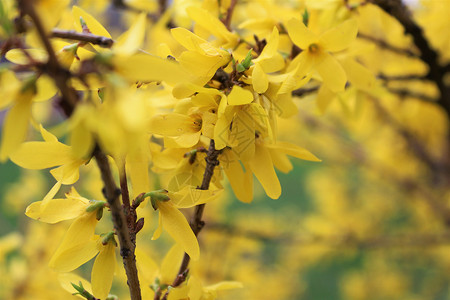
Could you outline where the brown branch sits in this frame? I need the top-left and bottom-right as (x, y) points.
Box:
(378, 73), (427, 81)
(358, 32), (418, 58)
(94, 151), (142, 300)
(17, 1), (142, 299)
(51, 29), (114, 48)
(387, 87), (437, 103)
(221, 0), (238, 31)
(369, 0), (450, 117)
(161, 140), (222, 300)
(292, 86), (320, 97)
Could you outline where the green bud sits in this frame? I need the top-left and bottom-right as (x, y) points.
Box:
(101, 231), (116, 246)
(241, 49), (253, 69)
(236, 63), (245, 73)
(86, 200), (107, 212)
(96, 208), (103, 221)
(302, 9), (309, 26)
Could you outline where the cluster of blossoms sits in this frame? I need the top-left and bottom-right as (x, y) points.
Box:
(0, 0), (377, 299)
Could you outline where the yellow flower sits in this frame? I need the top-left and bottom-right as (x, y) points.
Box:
(10, 125), (88, 206)
(286, 17), (358, 92)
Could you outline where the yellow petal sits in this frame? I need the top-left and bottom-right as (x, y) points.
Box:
(72, 6), (111, 38)
(50, 159), (85, 184)
(150, 113), (199, 136)
(316, 85), (335, 114)
(50, 235), (100, 272)
(186, 6), (238, 47)
(248, 144), (281, 199)
(135, 248), (159, 284)
(115, 12), (147, 56)
(227, 85), (253, 106)
(10, 141), (73, 169)
(315, 51), (347, 93)
(223, 151), (253, 203)
(25, 197), (87, 224)
(252, 63), (269, 94)
(266, 141), (321, 161)
(160, 244), (184, 284)
(205, 281), (244, 291)
(287, 18), (318, 49)
(0, 90), (33, 161)
(49, 212), (98, 270)
(92, 242), (116, 300)
(158, 201), (200, 260)
(171, 27), (207, 53)
(341, 58), (375, 91)
(39, 124), (58, 142)
(34, 75), (57, 102)
(151, 212), (163, 240)
(58, 273), (93, 295)
(113, 54), (189, 84)
(5, 48), (47, 65)
(268, 149), (293, 173)
(127, 148), (150, 198)
(229, 109), (255, 161)
(319, 18), (358, 52)
(0, 70), (20, 109)
(169, 186), (223, 208)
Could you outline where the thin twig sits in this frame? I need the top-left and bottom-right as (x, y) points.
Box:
(378, 73), (426, 81)
(161, 140), (222, 300)
(387, 87), (437, 102)
(369, 0), (450, 116)
(292, 86), (320, 97)
(358, 32), (418, 58)
(17, 1), (142, 298)
(94, 151), (142, 300)
(51, 29), (114, 47)
(222, 0), (238, 31)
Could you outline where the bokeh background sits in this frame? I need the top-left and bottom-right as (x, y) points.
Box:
(1, 0), (450, 299)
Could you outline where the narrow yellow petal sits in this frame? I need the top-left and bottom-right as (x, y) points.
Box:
(151, 212), (163, 240)
(127, 148), (150, 198)
(50, 159), (84, 184)
(58, 273), (93, 295)
(341, 58), (375, 91)
(72, 6), (111, 38)
(25, 197), (86, 224)
(0, 90), (33, 161)
(319, 18), (358, 52)
(223, 152), (254, 203)
(135, 248), (159, 284)
(227, 85), (253, 106)
(160, 244), (184, 284)
(287, 18), (318, 49)
(158, 202), (200, 260)
(39, 124), (58, 142)
(169, 186), (223, 208)
(113, 54), (189, 84)
(269, 149), (293, 173)
(49, 213), (98, 270)
(10, 141), (73, 169)
(248, 144), (281, 199)
(315, 51), (347, 93)
(150, 113), (199, 136)
(92, 242), (116, 300)
(252, 63), (269, 94)
(5, 49), (47, 65)
(171, 27), (207, 53)
(115, 12), (147, 56)
(266, 141), (321, 161)
(316, 85), (335, 114)
(50, 236), (99, 272)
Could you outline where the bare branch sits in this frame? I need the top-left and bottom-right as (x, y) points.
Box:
(369, 0), (450, 116)
(358, 32), (418, 58)
(51, 29), (114, 48)
(161, 140), (222, 300)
